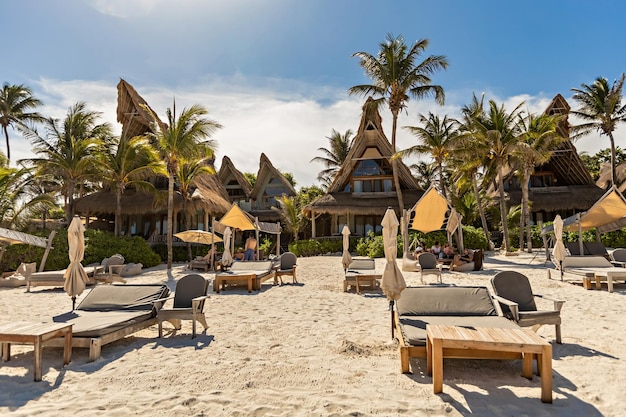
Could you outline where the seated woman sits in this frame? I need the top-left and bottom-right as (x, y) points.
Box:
(450, 248), (475, 271)
(442, 243), (455, 259)
(430, 241), (442, 256)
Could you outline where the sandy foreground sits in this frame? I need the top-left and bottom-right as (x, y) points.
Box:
(0, 252), (624, 416)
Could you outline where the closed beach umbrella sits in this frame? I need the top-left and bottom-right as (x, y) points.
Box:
(341, 225), (352, 272)
(220, 227), (233, 268)
(553, 215), (567, 281)
(380, 208), (406, 338)
(64, 216), (90, 310)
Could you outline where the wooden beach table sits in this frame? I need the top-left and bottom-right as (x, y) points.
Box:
(0, 321), (73, 381)
(426, 324), (553, 403)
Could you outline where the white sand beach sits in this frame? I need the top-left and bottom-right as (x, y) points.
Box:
(0, 252), (624, 416)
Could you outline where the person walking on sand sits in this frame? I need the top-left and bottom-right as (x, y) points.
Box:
(244, 235), (257, 261)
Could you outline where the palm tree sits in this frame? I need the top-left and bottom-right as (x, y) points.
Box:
(349, 33), (448, 210)
(513, 112), (566, 252)
(470, 99), (525, 252)
(0, 83), (44, 161)
(274, 195), (303, 241)
(97, 135), (163, 236)
(175, 157), (215, 260)
(571, 74), (626, 186)
(25, 102), (111, 223)
(310, 129), (353, 188)
(146, 102), (221, 270)
(399, 112), (458, 198)
(409, 161), (437, 189)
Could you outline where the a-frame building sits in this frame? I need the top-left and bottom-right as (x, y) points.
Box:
(304, 98), (424, 237)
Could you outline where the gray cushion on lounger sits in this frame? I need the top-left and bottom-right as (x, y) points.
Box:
(53, 310), (155, 337)
(397, 286), (497, 317)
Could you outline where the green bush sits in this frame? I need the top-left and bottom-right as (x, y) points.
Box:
(319, 238), (342, 254)
(355, 232), (403, 258)
(288, 239), (321, 257)
(1, 229), (163, 272)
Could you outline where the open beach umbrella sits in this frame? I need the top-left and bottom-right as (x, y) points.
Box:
(174, 230), (223, 245)
(64, 216), (90, 310)
(380, 208), (406, 339)
(553, 215), (567, 281)
(220, 227), (233, 268)
(341, 225), (352, 272)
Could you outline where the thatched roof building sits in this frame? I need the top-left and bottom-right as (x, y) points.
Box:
(116, 79), (167, 139)
(218, 155), (253, 204)
(249, 153), (297, 222)
(303, 98), (423, 236)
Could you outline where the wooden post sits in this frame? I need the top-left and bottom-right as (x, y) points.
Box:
(311, 210), (316, 238)
(39, 230), (56, 272)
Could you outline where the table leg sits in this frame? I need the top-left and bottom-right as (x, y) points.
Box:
(540, 345), (553, 403)
(595, 276), (601, 290)
(426, 335), (433, 376)
(522, 352), (533, 379)
(63, 330), (72, 365)
(2, 342), (10, 361)
(355, 277), (361, 294)
(34, 337), (43, 382)
(607, 275), (614, 293)
(247, 276), (252, 293)
(432, 338), (443, 394)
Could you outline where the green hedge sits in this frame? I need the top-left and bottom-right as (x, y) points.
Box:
(1, 229), (163, 272)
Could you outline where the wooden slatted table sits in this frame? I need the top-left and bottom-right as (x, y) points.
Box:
(426, 324), (552, 403)
(343, 271), (380, 294)
(0, 321), (73, 381)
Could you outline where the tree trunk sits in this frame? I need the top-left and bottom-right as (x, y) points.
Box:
(390, 113), (405, 212)
(472, 173), (491, 245)
(185, 200), (193, 262)
(522, 168), (533, 253)
(497, 160), (510, 252)
(438, 161), (447, 199)
(66, 180), (75, 224)
(609, 132), (617, 186)
(3, 126), (10, 161)
(167, 172), (174, 270)
(115, 185), (122, 236)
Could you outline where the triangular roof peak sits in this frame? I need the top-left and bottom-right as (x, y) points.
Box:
(217, 155), (253, 199)
(116, 79), (166, 139)
(250, 153), (296, 200)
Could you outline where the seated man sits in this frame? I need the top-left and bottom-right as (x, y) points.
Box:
(442, 243), (455, 259)
(450, 248), (474, 271)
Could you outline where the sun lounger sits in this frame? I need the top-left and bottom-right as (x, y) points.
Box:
(27, 265), (104, 292)
(394, 286), (522, 373)
(344, 258), (380, 293)
(47, 284), (169, 361)
(213, 260), (276, 293)
(548, 255), (626, 292)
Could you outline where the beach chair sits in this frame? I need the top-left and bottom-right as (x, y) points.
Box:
(275, 252), (297, 284)
(610, 248), (626, 268)
(213, 260), (276, 293)
(154, 274), (210, 339)
(548, 255), (626, 292)
(491, 271), (564, 343)
(416, 252), (443, 284)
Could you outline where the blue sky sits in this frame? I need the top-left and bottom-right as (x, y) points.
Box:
(3, 0), (626, 187)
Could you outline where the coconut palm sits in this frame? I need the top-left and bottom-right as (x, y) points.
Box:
(97, 135), (163, 236)
(409, 161), (437, 189)
(310, 129), (353, 188)
(513, 112), (566, 252)
(571, 74), (626, 186)
(146, 102), (221, 270)
(273, 195), (303, 241)
(0, 83), (44, 161)
(24, 102), (111, 223)
(400, 112), (458, 198)
(470, 99), (525, 252)
(349, 33), (448, 211)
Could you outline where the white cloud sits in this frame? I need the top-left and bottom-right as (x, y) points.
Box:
(7, 76), (622, 188)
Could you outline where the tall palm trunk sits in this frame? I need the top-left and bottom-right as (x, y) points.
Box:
(66, 180), (75, 224)
(471, 173), (491, 245)
(115, 184), (123, 236)
(519, 170), (531, 252)
(2, 126), (10, 161)
(437, 161), (446, 199)
(390, 112), (405, 211)
(609, 132), (617, 186)
(497, 160), (510, 252)
(167, 171), (174, 269)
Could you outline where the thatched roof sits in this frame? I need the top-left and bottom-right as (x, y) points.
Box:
(505, 185), (605, 212)
(597, 162), (626, 192)
(304, 190), (424, 216)
(75, 173), (231, 216)
(250, 153), (297, 201)
(328, 97), (421, 193)
(116, 79), (167, 139)
(217, 155), (253, 200)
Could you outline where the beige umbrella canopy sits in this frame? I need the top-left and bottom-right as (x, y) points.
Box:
(410, 186), (449, 233)
(64, 216), (90, 310)
(552, 215), (567, 281)
(218, 204), (257, 231)
(341, 225), (353, 271)
(380, 208), (406, 339)
(174, 230), (223, 245)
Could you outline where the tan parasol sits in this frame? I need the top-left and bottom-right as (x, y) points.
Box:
(63, 216), (90, 310)
(174, 230), (223, 244)
(341, 225), (352, 272)
(552, 215), (567, 281)
(220, 227), (233, 268)
(380, 208), (406, 338)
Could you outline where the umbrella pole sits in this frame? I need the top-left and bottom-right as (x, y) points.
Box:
(389, 300), (395, 339)
(72, 296), (76, 311)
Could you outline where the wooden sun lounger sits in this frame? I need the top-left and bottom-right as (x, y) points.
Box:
(27, 266), (104, 292)
(213, 261), (276, 293)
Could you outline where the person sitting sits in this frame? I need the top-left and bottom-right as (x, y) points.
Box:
(430, 241), (442, 256)
(442, 243), (455, 259)
(234, 248), (245, 261)
(413, 241), (424, 258)
(203, 244), (216, 262)
(450, 248), (475, 271)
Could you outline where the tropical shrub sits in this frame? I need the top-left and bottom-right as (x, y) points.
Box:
(288, 239), (321, 257)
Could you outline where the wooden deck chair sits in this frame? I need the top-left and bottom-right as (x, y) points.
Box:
(490, 271), (564, 343)
(610, 248), (626, 267)
(416, 252), (443, 284)
(275, 252), (297, 284)
(154, 274), (210, 339)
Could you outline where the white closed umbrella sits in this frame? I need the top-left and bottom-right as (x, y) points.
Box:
(220, 227), (233, 268)
(341, 225), (352, 272)
(380, 208), (406, 338)
(64, 216), (90, 310)
(553, 215), (567, 281)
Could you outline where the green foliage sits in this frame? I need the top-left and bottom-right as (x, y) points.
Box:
(600, 229), (626, 248)
(318, 238), (342, 254)
(259, 238), (273, 254)
(355, 231), (403, 258)
(508, 225), (545, 249)
(458, 225), (489, 250)
(288, 239), (321, 257)
(0, 229), (162, 272)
